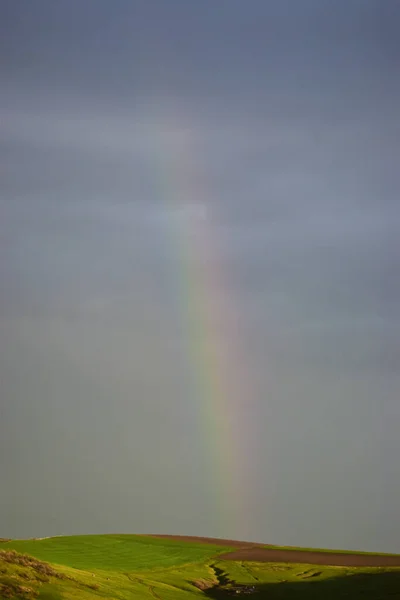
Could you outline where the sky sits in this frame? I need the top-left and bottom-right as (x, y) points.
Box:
(1, 0), (399, 552)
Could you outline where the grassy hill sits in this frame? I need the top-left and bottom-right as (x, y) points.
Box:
(2, 535), (232, 572)
(1, 534), (400, 599)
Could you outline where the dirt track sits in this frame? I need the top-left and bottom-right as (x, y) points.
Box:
(147, 535), (400, 567)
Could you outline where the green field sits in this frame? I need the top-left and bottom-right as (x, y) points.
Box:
(2, 535), (233, 572)
(1, 534), (399, 599)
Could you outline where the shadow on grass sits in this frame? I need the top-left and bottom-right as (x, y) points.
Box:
(204, 570), (400, 598)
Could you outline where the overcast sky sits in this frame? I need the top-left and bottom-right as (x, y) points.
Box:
(1, 0), (400, 552)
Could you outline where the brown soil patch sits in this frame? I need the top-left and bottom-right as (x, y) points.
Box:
(192, 579), (215, 591)
(145, 534), (263, 548)
(218, 547), (400, 567)
(145, 535), (400, 567)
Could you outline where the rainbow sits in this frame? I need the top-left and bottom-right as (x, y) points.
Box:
(155, 111), (253, 536)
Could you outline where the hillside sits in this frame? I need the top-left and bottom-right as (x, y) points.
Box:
(1, 534), (400, 599)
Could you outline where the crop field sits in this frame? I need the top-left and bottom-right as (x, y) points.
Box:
(1, 534), (400, 599)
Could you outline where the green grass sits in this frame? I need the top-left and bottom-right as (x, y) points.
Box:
(3, 534), (234, 571)
(1, 535), (400, 599)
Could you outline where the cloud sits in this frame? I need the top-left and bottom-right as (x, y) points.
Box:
(1, 99), (399, 370)
(1, 0), (399, 548)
